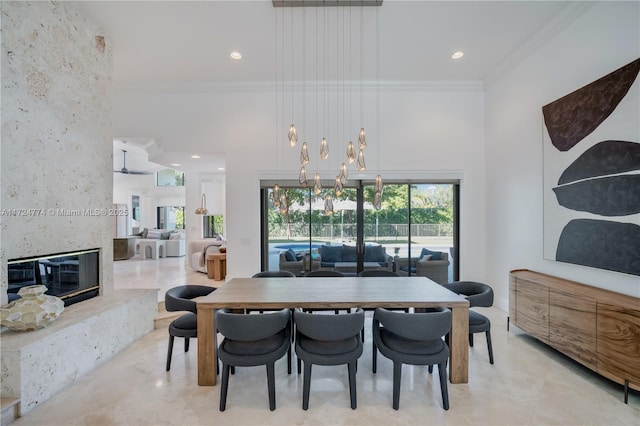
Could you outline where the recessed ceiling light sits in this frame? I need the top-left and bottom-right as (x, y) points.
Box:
(230, 51), (242, 60)
(171, 163), (181, 167)
(217, 167), (225, 171)
(451, 51), (464, 60)
(191, 155), (201, 159)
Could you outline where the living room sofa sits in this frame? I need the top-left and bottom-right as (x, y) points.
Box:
(279, 243), (393, 276)
(318, 244), (393, 270)
(396, 248), (450, 284)
(135, 229), (186, 258)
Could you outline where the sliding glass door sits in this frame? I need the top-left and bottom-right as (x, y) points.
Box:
(261, 180), (458, 281)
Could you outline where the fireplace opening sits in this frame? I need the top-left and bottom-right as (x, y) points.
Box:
(7, 248), (100, 306)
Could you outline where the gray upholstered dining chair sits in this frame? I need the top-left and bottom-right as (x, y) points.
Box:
(293, 308), (365, 410)
(303, 270), (345, 314)
(357, 269), (406, 341)
(216, 308), (292, 411)
(304, 270), (345, 277)
(442, 281), (494, 364)
(252, 270), (296, 278)
(164, 285), (216, 371)
(372, 307), (451, 410)
(358, 269), (399, 277)
(250, 270), (296, 372)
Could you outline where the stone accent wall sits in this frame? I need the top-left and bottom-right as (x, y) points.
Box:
(1, 1), (114, 305)
(1, 5), (157, 417)
(1, 290), (157, 414)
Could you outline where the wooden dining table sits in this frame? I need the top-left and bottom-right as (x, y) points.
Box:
(196, 276), (470, 386)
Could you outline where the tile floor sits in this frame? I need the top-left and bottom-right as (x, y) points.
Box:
(12, 256), (640, 425)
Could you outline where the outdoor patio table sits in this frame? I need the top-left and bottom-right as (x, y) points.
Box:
(196, 276), (469, 386)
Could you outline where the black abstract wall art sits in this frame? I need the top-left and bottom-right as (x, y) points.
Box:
(542, 58), (640, 276)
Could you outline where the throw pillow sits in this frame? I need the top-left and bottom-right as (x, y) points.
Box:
(420, 248), (442, 260)
(320, 245), (342, 263)
(284, 249), (297, 262)
(160, 232), (171, 240)
(364, 245), (385, 262)
(342, 245), (357, 262)
(419, 254), (432, 262)
(141, 228), (149, 239)
(146, 229), (162, 239)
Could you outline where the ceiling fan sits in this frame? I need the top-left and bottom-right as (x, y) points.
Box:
(114, 149), (152, 175)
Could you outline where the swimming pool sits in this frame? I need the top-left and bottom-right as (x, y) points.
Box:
(274, 243), (323, 252)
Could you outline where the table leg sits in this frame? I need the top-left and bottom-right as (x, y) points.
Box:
(197, 307), (217, 385)
(449, 305), (469, 383)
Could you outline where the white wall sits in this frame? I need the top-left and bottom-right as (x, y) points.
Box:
(114, 83), (486, 280)
(485, 1), (640, 309)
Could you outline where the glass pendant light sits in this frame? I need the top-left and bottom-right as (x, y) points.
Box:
(373, 175), (383, 211)
(374, 174), (383, 194)
(357, 148), (366, 172)
(346, 141), (355, 163)
(324, 194), (334, 216)
(320, 137), (329, 160)
(313, 172), (322, 195)
(339, 163), (348, 184)
(279, 193), (288, 214)
(299, 166), (308, 187)
(300, 142), (309, 165)
(358, 128), (366, 149)
(288, 124), (298, 147)
(373, 190), (382, 211)
(334, 175), (343, 197)
(273, 184), (281, 208)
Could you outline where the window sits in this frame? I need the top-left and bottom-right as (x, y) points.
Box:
(156, 169), (185, 187)
(203, 215), (224, 238)
(157, 206), (184, 230)
(260, 180), (458, 280)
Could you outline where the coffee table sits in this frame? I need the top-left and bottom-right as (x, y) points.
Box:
(138, 239), (166, 259)
(333, 262), (383, 274)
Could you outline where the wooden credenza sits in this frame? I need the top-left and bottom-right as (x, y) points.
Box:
(509, 269), (640, 400)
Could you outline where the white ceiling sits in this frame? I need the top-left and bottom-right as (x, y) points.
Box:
(73, 0), (574, 84)
(73, 0), (577, 173)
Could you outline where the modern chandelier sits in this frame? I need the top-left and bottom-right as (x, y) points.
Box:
(273, 0), (383, 214)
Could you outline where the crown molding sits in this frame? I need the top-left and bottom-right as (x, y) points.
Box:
(115, 80), (483, 94)
(484, 1), (595, 87)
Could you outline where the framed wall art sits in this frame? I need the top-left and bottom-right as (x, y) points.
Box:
(542, 58), (640, 276)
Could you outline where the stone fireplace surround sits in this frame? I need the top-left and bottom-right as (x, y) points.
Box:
(1, 289), (157, 416)
(0, 1), (158, 418)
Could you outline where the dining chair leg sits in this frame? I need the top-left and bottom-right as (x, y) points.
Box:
(184, 337), (190, 352)
(372, 340), (378, 373)
(266, 363), (277, 411)
(437, 361), (449, 410)
(219, 363), (230, 411)
(297, 357), (302, 375)
(166, 335), (174, 371)
(392, 361), (402, 410)
(469, 333), (474, 347)
(428, 365), (433, 374)
(302, 362), (312, 410)
(486, 329), (494, 364)
(287, 346), (292, 374)
(348, 361), (357, 409)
